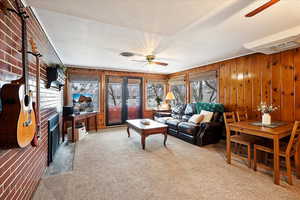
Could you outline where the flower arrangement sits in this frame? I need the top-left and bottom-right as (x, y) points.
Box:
(257, 102), (279, 114)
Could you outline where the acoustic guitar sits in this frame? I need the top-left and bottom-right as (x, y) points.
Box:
(0, 3), (36, 148)
(29, 37), (42, 147)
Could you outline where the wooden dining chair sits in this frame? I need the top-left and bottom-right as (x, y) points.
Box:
(235, 111), (249, 154)
(224, 112), (258, 168)
(236, 111), (248, 122)
(253, 121), (300, 185)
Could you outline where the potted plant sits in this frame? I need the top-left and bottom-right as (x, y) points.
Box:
(257, 102), (279, 125)
(150, 84), (163, 109)
(155, 96), (162, 109)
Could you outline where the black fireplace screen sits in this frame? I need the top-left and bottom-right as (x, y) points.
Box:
(48, 113), (60, 165)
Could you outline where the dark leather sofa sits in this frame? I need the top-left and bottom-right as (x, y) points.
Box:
(155, 102), (224, 146)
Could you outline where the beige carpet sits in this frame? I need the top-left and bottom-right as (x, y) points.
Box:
(33, 127), (300, 200)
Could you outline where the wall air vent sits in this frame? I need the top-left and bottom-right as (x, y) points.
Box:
(244, 25), (300, 55)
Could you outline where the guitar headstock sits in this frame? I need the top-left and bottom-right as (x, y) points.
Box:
(29, 38), (38, 54)
(29, 37), (42, 57)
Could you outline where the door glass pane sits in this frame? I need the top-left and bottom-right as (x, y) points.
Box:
(127, 79), (141, 120)
(107, 77), (123, 124)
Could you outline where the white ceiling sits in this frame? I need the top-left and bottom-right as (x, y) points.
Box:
(25, 0), (300, 74)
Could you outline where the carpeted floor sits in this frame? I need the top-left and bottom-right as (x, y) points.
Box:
(33, 127), (300, 200)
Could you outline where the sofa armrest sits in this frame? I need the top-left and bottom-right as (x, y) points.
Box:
(195, 122), (224, 146)
(200, 122), (223, 131)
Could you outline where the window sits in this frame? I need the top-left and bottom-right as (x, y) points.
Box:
(69, 74), (100, 112)
(189, 71), (217, 103)
(170, 84), (186, 105)
(146, 80), (166, 109)
(169, 75), (186, 105)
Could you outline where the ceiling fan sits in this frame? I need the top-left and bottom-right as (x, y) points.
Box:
(120, 52), (168, 66)
(245, 0), (280, 17)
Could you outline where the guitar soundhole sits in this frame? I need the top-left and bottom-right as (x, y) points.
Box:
(24, 95), (29, 106)
(4, 98), (15, 104)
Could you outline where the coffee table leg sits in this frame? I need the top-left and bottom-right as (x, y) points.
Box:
(141, 135), (146, 150)
(127, 126), (130, 137)
(163, 130), (167, 146)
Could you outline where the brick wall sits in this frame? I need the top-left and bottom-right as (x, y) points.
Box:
(0, 0), (64, 199)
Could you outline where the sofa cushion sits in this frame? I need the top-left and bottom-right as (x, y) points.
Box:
(171, 104), (186, 115)
(166, 119), (181, 129)
(182, 115), (192, 122)
(171, 114), (181, 120)
(188, 114), (204, 124)
(199, 110), (214, 122)
(184, 103), (195, 115)
(178, 122), (200, 135)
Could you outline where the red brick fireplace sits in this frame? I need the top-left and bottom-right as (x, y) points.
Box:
(0, 0), (64, 199)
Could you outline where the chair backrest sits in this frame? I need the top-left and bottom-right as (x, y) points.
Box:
(223, 112), (236, 132)
(286, 121), (300, 155)
(236, 111), (248, 122)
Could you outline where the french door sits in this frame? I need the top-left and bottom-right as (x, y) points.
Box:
(106, 76), (142, 126)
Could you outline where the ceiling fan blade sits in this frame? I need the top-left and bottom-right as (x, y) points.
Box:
(130, 60), (147, 63)
(119, 51), (145, 57)
(245, 0), (280, 17)
(133, 52), (146, 57)
(153, 61), (168, 66)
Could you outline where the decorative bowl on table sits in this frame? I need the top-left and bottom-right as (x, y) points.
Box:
(140, 119), (150, 125)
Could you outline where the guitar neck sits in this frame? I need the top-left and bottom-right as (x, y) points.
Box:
(36, 57), (41, 123)
(21, 12), (29, 94)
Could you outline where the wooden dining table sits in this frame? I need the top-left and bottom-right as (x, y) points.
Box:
(226, 120), (300, 185)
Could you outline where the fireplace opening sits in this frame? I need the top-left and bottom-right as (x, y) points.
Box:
(48, 113), (61, 165)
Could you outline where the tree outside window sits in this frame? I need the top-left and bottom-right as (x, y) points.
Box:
(147, 82), (165, 109)
(170, 84), (186, 105)
(107, 83), (122, 107)
(190, 79), (217, 103)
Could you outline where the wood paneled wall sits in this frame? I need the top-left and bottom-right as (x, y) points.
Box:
(169, 48), (300, 122)
(219, 49), (300, 121)
(66, 67), (168, 127)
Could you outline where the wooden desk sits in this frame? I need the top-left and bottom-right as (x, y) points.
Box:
(227, 121), (299, 185)
(152, 109), (171, 119)
(126, 119), (168, 150)
(63, 112), (98, 143)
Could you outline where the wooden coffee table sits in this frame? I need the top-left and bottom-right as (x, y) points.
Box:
(126, 119), (168, 150)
